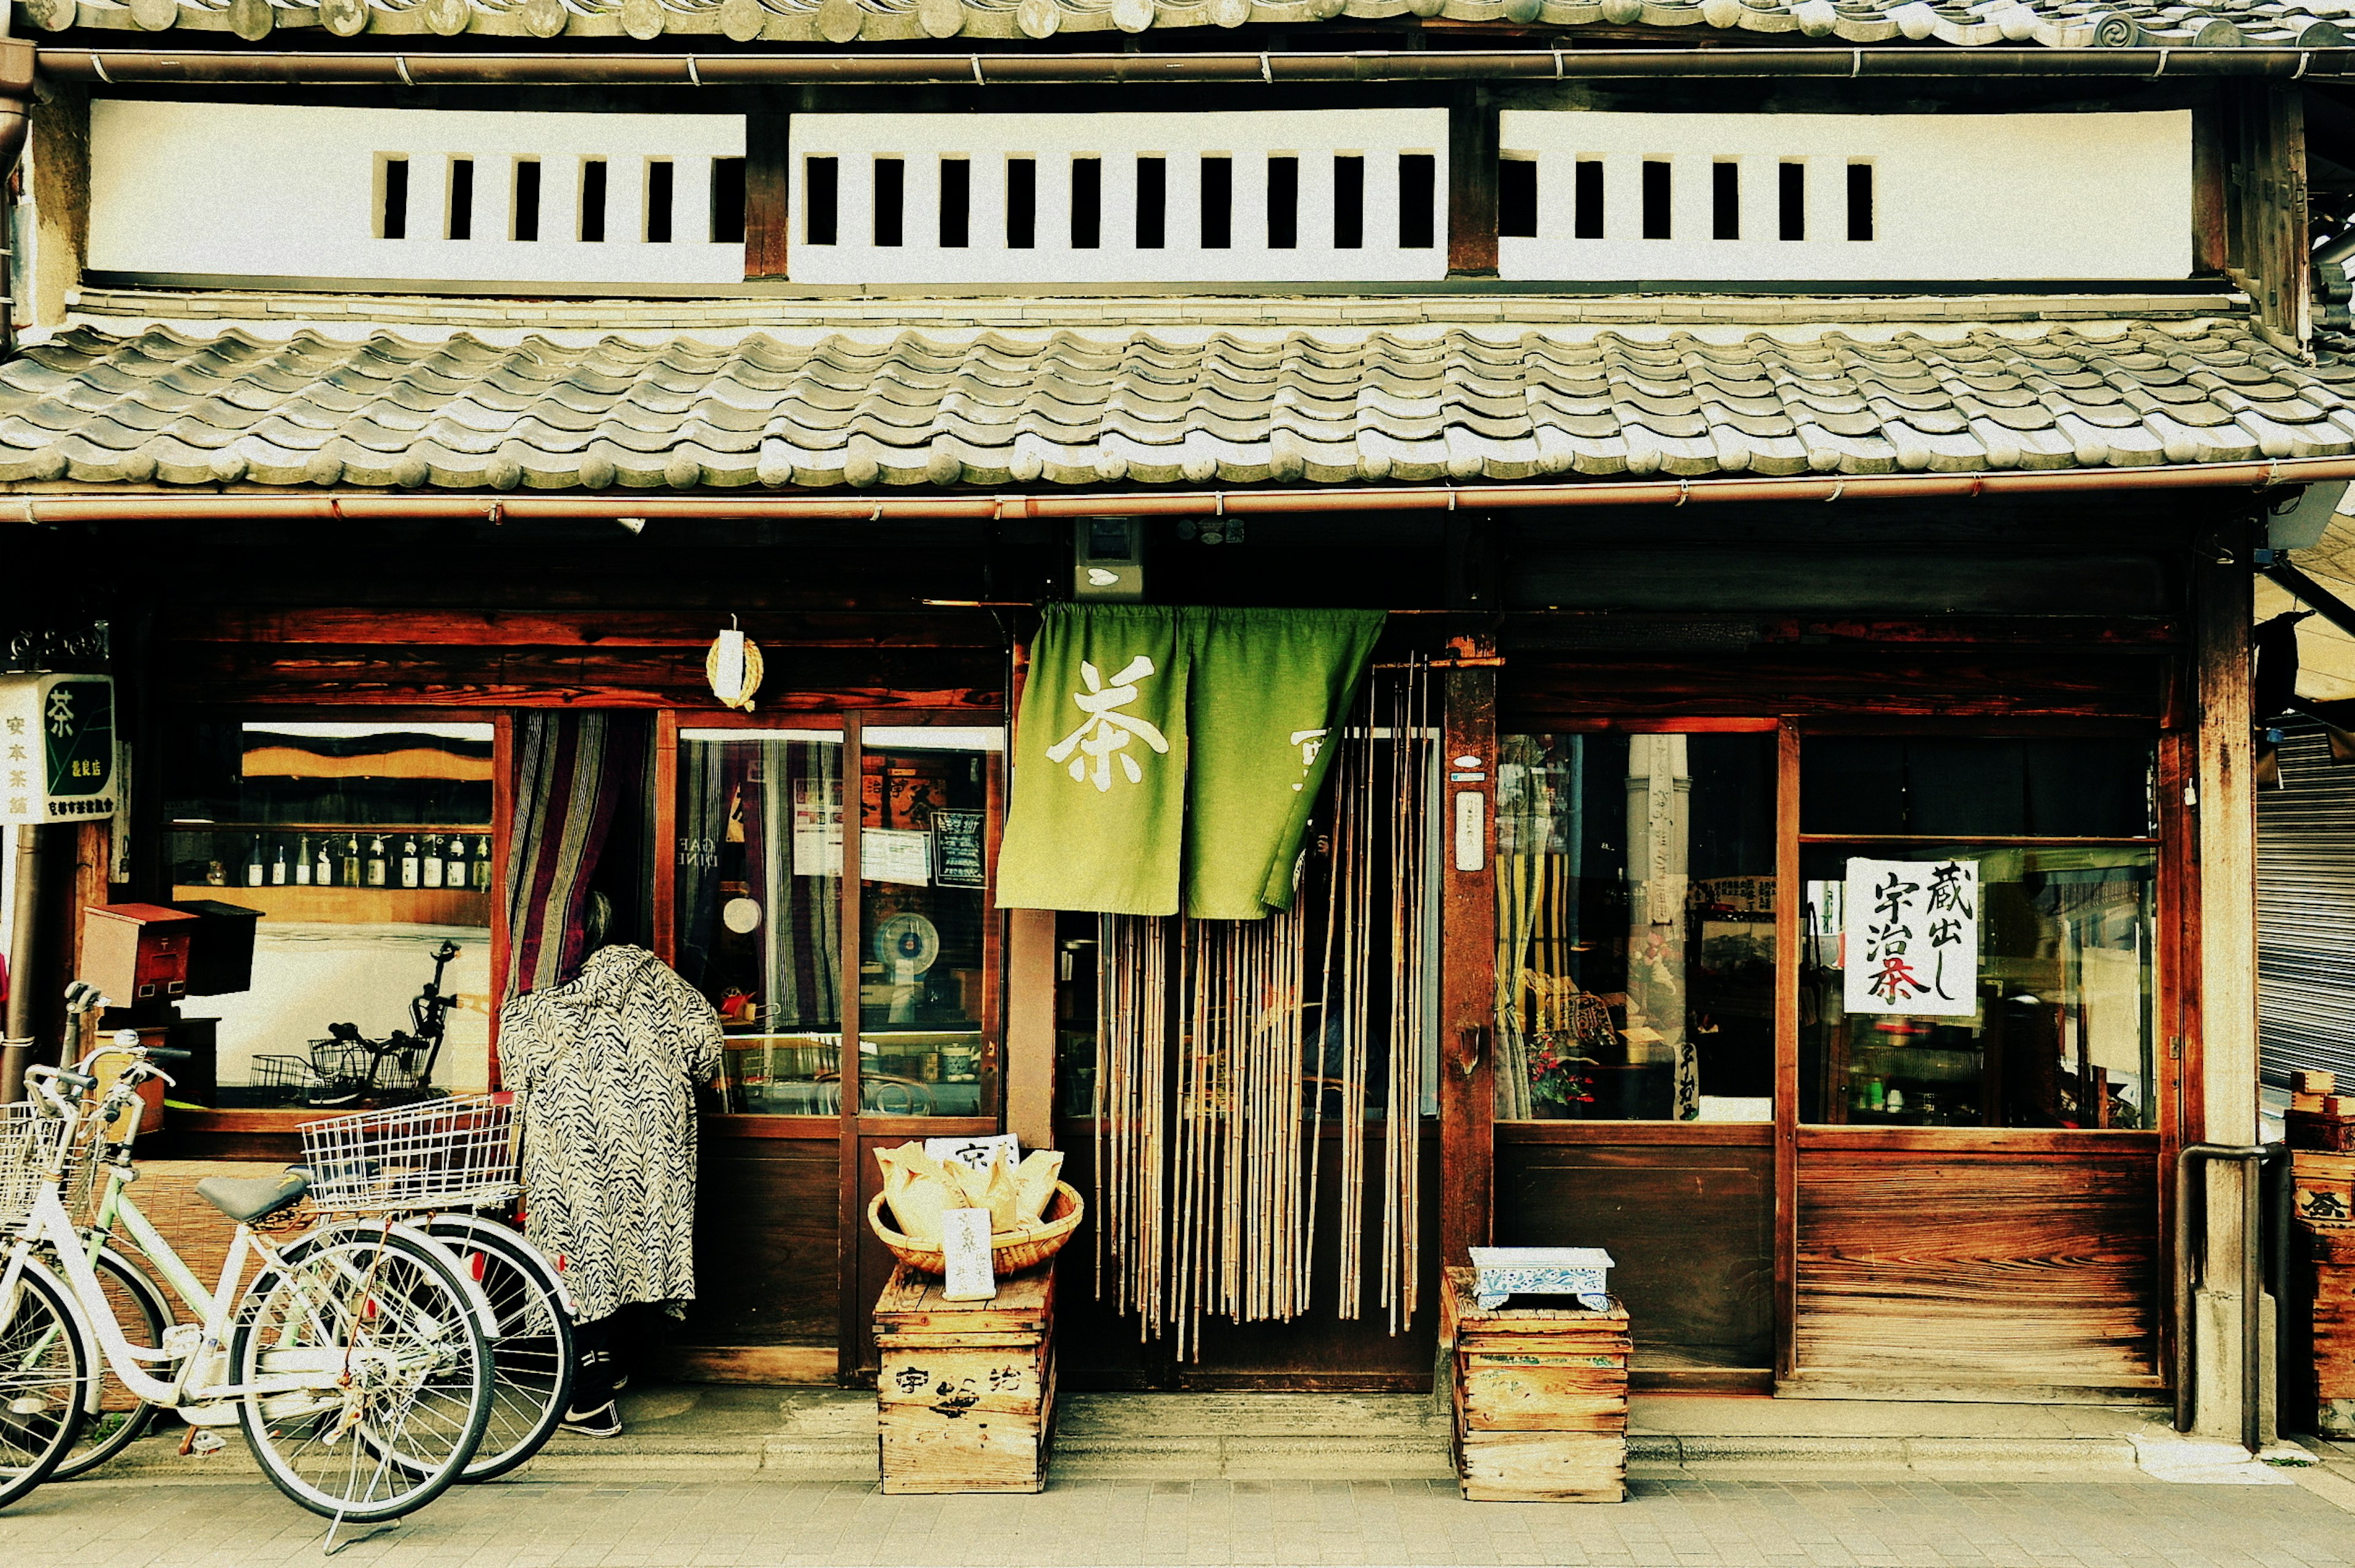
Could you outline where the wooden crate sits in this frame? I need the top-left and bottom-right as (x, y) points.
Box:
(2288, 1111), (2355, 1154)
(2296, 1153), (2355, 1226)
(1442, 1266), (1627, 1503)
(2314, 1225), (2355, 1437)
(873, 1264), (1055, 1494)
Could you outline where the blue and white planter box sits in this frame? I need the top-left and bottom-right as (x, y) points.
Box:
(1467, 1246), (1615, 1312)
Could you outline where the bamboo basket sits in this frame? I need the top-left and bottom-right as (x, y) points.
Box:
(868, 1182), (1084, 1278)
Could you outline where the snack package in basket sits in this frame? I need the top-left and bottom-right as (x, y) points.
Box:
(876, 1142), (1066, 1243)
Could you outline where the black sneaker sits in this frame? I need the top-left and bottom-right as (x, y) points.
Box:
(561, 1402), (621, 1439)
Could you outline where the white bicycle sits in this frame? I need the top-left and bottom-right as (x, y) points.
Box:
(0, 1043), (497, 1523)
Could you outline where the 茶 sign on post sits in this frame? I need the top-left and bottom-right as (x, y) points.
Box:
(1842, 857), (1979, 1017)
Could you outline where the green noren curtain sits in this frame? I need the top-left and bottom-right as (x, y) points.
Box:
(997, 605), (1384, 920)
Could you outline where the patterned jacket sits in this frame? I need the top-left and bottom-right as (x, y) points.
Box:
(498, 944), (724, 1322)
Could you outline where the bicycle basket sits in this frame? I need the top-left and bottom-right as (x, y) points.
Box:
(0, 1103), (80, 1227)
(297, 1092), (519, 1214)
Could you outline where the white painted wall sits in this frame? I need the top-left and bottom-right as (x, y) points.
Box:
(1496, 110), (2192, 282)
(88, 100), (745, 285)
(785, 110), (1451, 286)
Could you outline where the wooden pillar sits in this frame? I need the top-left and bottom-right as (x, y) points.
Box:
(1005, 911), (1056, 1152)
(1439, 637), (1496, 1269)
(1447, 88), (1498, 278)
(2192, 545), (2263, 1439)
(745, 110), (791, 281)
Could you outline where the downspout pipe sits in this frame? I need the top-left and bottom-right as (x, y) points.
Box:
(32, 44), (2355, 88)
(1, 451), (2351, 525)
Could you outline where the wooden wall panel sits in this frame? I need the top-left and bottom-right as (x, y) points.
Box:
(1793, 1136), (2162, 1386)
(1495, 1133), (1774, 1377)
(680, 1132), (841, 1348)
(1501, 652), (2168, 723)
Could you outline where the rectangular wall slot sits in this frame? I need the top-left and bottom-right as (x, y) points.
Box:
(1071, 156), (1101, 248)
(1398, 152), (1434, 248)
(710, 156), (746, 243)
(939, 157), (970, 248)
(1136, 156), (1166, 249)
(579, 158), (608, 243)
(1779, 161), (1806, 242)
(1573, 159), (1604, 239)
(645, 159), (673, 243)
(446, 157), (473, 241)
(1334, 155), (1365, 249)
(1498, 157), (1536, 239)
(1712, 161), (1739, 240)
(378, 156), (409, 240)
(511, 158), (540, 242)
(1641, 159), (1672, 240)
(1266, 155), (1298, 250)
(1200, 155), (1232, 249)
(1847, 160), (1874, 242)
(805, 156), (838, 245)
(1006, 157), (1036, 250)
(873, 156), (905, 247)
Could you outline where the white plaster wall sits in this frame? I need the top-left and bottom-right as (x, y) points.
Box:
(786, 110), (1450, 286)
(88, 99), (745, 285)
(1496, 110), (2192, 282)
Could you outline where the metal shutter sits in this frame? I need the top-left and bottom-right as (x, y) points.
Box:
(2259, 724), (2355, 1083)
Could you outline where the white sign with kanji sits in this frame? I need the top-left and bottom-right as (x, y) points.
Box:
(1842, 857), (1980, 1018)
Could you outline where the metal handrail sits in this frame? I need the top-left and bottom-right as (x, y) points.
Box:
(2173, 1141), (2285, 1451)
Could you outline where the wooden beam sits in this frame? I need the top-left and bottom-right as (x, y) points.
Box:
(745, 110), (791, 281)
(1447, 88), (1498, 278)
(2193, 551), (2256, 1151)
(1774, 720), (1801, 1385)
(651, 708), (679, 968)
(1438, 627), (1497, 1269)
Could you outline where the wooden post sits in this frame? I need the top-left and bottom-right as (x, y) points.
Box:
(1005, 910), (1057, 1153)
(1773, 721), (1801, 1383)
(1439, 633), (1496, 1268)
(745, 110), (791, 281)
(2223, 84), (2310, 351)
(1447, 88), (1498, 278)
(2192, 544), (2261, 1440)
(837, 711), (868, 1382)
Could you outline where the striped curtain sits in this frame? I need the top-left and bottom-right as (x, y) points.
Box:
(502, 713), (648, 1001)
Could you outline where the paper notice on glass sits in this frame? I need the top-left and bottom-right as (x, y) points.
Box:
(862, 828), (933, 887)
(1842, 857), (1978, 1017)
(792, 778), (843, 878)
(940, 1207), (998, 1301)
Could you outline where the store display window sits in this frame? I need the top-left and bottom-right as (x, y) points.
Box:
(1796, 737), (2159, 1129)
(1491, 731), (1778, 1122)
(672, 721), (1003, 1119)
(163, 717), (499, 1103)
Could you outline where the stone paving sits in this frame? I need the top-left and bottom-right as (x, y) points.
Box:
(1, 1472), (2351, 1568)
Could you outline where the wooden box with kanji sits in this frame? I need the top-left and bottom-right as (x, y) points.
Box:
(1441, 1266), (1629, 1503)
(2313, 1223), (2355, 1438)
(873, 1264), (1055, 1494)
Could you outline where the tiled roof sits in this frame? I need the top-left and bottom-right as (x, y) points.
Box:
(3, 318), (2352, 492)
(25, 0), (2351, 47)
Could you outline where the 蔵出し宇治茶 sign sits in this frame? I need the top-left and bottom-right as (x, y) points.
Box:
(1842, 857), (1978, 1018)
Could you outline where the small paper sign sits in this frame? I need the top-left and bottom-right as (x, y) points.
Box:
(940, 1207), (998, 1301)
(862, 828), (932, 887)
(926, 1133), (1019, 1169)
(1842, 857), (1979, 1017)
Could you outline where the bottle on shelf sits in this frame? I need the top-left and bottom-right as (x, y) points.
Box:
(473, 835), (494, 890)
(443, 833), (467, 890)
(313, 837), (333, 887)
(1866, 1076), (1886, 1112)
(366, 836), (389, 887)
(294, 833), (312, 885)
(421, 833), (444, 889)
(245, 836), (266, 887)
(342, 835), (362, 887)
(399, 835), (421, 889)
(270, 839), (289, 885)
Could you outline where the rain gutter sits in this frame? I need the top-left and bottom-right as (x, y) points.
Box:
(4, 451), (2350, 524)
(33, 44), (2355, 86)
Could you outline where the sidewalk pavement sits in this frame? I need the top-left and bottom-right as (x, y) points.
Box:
(32, 1385), (2354, 1567)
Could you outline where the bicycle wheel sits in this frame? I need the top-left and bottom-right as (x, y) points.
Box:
(0, 1261), (91, 1511)
(232, 1232), (492, 1523)
(418, 1220), (573, 1482)
(51, 1245), (172, 1480)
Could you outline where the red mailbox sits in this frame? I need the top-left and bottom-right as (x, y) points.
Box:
(80, 903), (201, 1006)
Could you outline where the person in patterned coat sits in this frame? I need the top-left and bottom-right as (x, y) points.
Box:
(497, 904), (723, 1437)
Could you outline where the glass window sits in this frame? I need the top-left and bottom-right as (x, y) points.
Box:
(857, 726), (1001, 1119)
(1798, 735), (2158, 1129)
(674, 729), (845, 1115)
(1799, 844), (2156, 1128)
(165, 719), (497, 1103)
(1493, 732), (1777, 1122)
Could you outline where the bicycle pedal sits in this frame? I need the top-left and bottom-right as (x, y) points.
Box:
(186, 1429), (225, 1457)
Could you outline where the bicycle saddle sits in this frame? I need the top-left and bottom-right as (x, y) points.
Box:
(194, 1168), (311, 1224)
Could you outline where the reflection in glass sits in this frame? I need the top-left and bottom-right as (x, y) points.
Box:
(857, 731), (999, 1118)
(1493, 733), (1776, 1121)
(1799, 844), (2156, 1128)
(675, 730), (844, 1115)
(166, 720), (497, 1101)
